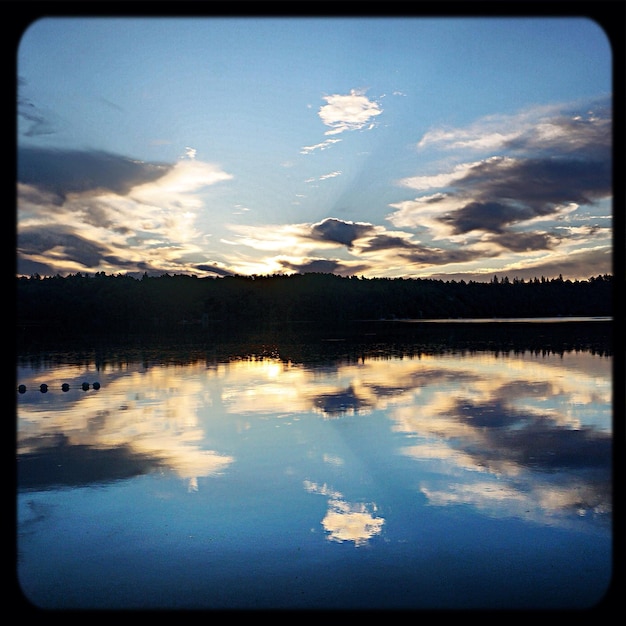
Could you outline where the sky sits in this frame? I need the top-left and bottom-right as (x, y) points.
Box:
(16, 16), (613, 282)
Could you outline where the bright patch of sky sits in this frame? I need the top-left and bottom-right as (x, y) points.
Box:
(17, 16), (613, 280)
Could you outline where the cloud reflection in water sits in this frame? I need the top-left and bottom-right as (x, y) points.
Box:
(17, 349), (611, 532)
(303, 480), (385, 546)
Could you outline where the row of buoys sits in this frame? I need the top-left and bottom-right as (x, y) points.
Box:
(17, 382), (101, 394)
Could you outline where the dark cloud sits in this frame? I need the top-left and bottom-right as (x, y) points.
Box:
(281, 258), (345, 274)
(438, 156), (610, 237)
(360, 234), (418, 252)
(309, 218), (375, 248)
(280, 258), (369, 276)
(170, 252), (235, 276)
(313, 385), (373, 416)
(454, 396), (611, 472)
(366, 369), (477, 398)
(498, 380), (554, 399)
(17, 180), (66, 207)
(474, 158), (609, 209)
(18, 442), (164, 491)
(440, 201), (526, 235)
(18, 225), (110, 268)
(18, 146), (172, 200)
(411, 103), (612, 254)
(194, 264), (234, 277)
(359, 234), (493, 266)
(393, 245), (491, 266)
(488, 231), (556, 252)
(101, 255), (151, 270)
(16, 257), (59, 278)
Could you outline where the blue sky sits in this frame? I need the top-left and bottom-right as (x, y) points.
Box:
(17, 16), (613, 281)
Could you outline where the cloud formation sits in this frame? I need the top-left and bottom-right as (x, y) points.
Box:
(300, 138), (342, 154)
(318, 89), (383, 136)
(221, 215), (498, 278)
(299, 89), (381, 154)
(416, 99), (611, 156)
(309, 217), (375, 248)
(16, 94), (611, 282)
(17, 147), (233, 277)
(385, 98), (612, 278)
(394, 105), (611, 235)
(305, 480), (385, 546)
(18, 147), (173, 201)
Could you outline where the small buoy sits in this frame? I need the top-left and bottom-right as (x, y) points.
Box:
(81, 382), (90, 391)
(61, 383), (70, 392)
(92, 382), (101, 390)
(40, 384), (48, 393)
(18, 384), (26, 394)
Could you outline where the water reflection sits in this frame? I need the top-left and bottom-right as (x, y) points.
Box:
(17, 363), (234, 492)
(304, 480), (385, 545)
(16, 342), (612, 609)
(17, 349), (611, 524)
(385, 353), (612, 528)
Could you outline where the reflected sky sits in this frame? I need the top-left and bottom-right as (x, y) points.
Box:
(17, 348), (611, 544)
(16, 344), (614, 609)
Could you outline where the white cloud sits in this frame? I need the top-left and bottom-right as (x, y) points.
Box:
(416, 100), (610, 155)
(222, 223), (315, 253)
(300, 138), (342, 154)
(387, 193), (464, 235)
(417, 127), (520, 151)
(130, 159), (233, 208)
(318, 89), (383, 135)
(318, 171), (342, 181)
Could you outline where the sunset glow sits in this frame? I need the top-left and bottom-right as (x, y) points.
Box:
(17, 16), (612, 281)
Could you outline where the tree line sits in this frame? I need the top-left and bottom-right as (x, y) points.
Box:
(17, 272), (613, 340)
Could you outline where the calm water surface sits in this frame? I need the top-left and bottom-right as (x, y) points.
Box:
(16, 323), (613, 610)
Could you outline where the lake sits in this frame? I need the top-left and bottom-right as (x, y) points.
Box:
(16, 319), (614, 610)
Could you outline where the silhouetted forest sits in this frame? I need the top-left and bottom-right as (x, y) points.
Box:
(17, 272), (612, 343)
